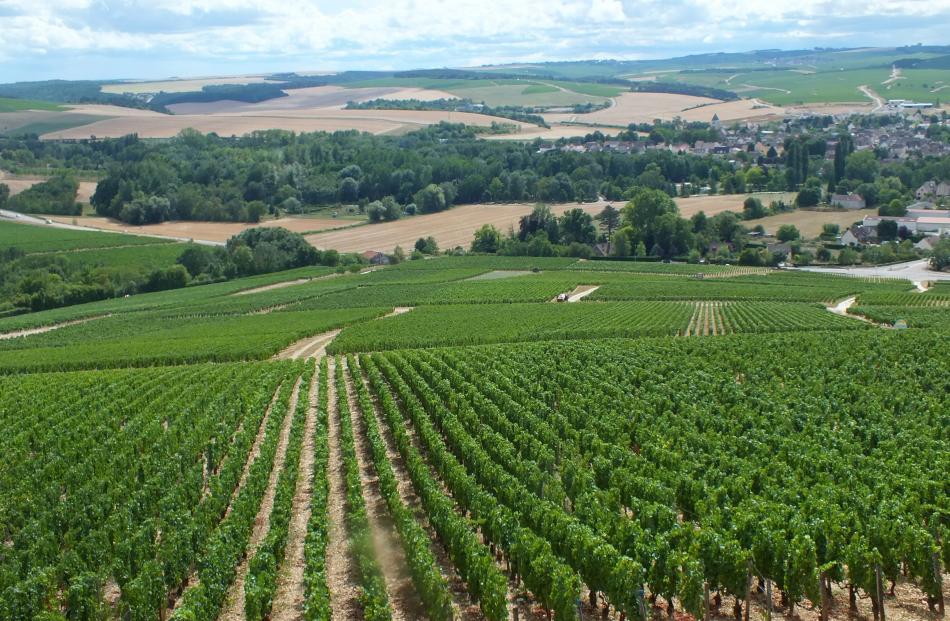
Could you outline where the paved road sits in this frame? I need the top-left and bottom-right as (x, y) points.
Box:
(795, 259), (950, 283)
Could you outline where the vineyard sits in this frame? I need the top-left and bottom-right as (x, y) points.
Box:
(0, 253), (947, 621)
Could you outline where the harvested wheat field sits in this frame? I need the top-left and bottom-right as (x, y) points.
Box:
(675, 192), (799, 218)
(42, 86), (496, 140)
(748, 208), (872, 239)
(488, 124), (624, 140)
(306, 201), (611, 253)
(42, 107), (527, 139)
(100, 75), (280, 94)
(166, 86), (456, 115)
(47, 215), (351, 243)
(41, 115), (403, 139)
(544, 93), (785, 127)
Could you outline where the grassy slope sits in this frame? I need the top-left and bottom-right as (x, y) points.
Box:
(17, 242), (191, 272)
(4, 114), (112, 137)
(0, 220), (175, 254)
(625, 49), (950, 105)
(0, 97), (64, 112)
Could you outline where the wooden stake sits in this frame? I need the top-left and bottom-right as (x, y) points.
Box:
(765, 579), (772, 621)
(704, 581), (711, 621)
(876, 565), (886, 621)
(934, 552), (945, 617)
(744, 560), (753, 621)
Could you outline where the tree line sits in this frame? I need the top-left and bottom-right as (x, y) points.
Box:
(73, 124), (735, 224)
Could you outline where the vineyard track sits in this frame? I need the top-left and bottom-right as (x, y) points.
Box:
(233, 273), (340, 296)
(341, 359), (428, 621)
(219, 375), (304, 621)
(168, 382), (286, 616)
(383, 306), (414, 318)
(248, 302), (295, 315)
(0, 314), (109, 340)
(352, 362), (487, 621)
(827, 296), (877, 325)
(270, 368), (320, 621)
(567, 285), (599, 302)
(325, 357), (364, 621)
(274, 330), (342, 360)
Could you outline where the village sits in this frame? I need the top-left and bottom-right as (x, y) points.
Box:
(550, 109), (950, 161)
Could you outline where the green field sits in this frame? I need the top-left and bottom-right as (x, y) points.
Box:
(0, 112), (112, 137)
(879, 68), (950, 103)
(17, 241), (191, 272)
(0, 97), (63, 112)
(0, 220), (174, 253)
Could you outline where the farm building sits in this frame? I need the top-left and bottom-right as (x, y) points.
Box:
(361, 250), (391, 266)
(862, 214), (950, 236)
(830, 193), (866, 210)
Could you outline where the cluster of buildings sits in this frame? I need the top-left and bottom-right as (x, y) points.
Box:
(885, 99), (934, 110)
(838, 180), (950, 249)
(842, 201), (950, 251)
(549, 112), (950, 161)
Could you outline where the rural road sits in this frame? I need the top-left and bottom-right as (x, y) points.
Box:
(858, 85), (885, 112)
(796, 259), (950, 282)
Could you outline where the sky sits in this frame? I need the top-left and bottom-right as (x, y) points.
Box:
(1, 0), (949, 82)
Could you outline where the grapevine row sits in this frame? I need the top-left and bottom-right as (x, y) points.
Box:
(357, 355), (509, 620)
(333, 358), (391, 620)
(345, 354), (455, 620)
(171, 373), (301, 620)
(245, 361), (317, 620)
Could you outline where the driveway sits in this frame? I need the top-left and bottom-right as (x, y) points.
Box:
(795, 259), (950, 283)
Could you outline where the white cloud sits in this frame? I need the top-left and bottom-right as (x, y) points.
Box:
(590, 0), (626, 21)
(1, 0), (948, 80)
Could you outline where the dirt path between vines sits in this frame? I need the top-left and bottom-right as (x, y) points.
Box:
(382, 306), (413, 318)
(0, 314), (109, 340)
(825, 296), (879, 326)
(342, 359), (426, 621)
(219, 376), (303, 621)
(325, 357), (364, 621)
(351, 362), (484, 621)
(567, 284), (599, 302)
(274, 329), (342, 361)
(270, 367), (319, 621)
(233, 273), (341, 297)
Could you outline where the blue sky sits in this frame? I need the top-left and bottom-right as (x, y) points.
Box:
(1, 0), (948, 82)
